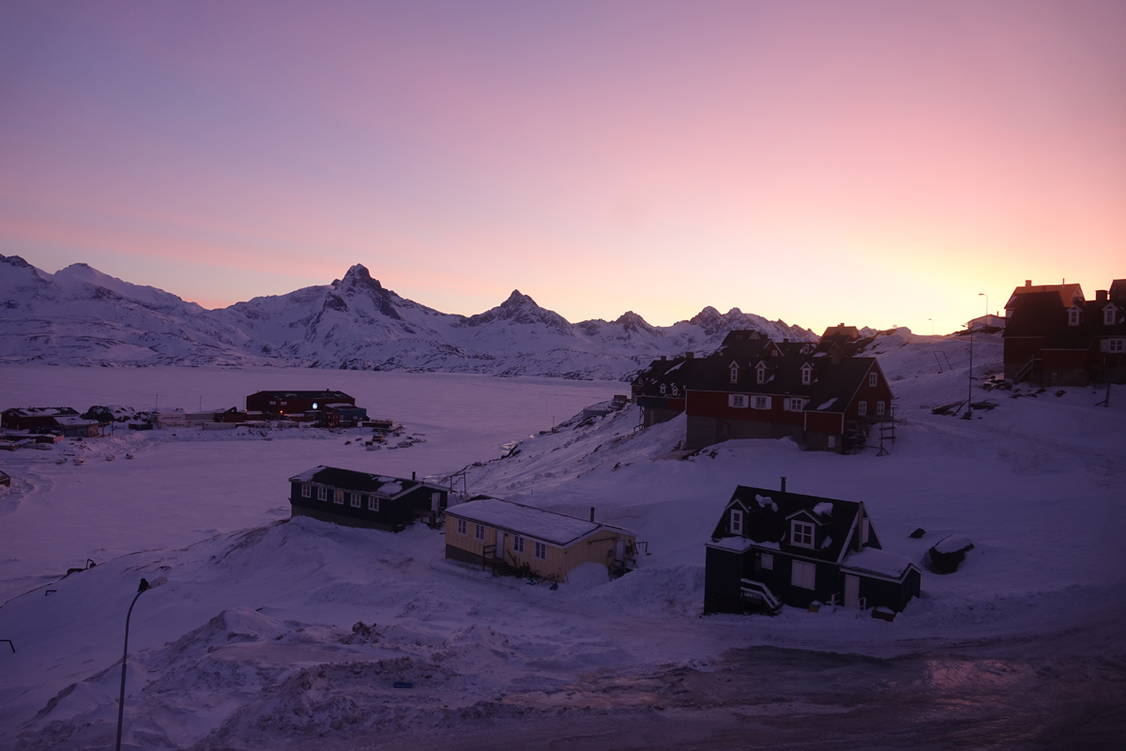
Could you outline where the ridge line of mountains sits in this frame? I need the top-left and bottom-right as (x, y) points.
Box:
(0, 254), (825, 380)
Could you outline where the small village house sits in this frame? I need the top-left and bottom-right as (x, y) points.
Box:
(705, 482), (920, 615)
(247, 390), (359, 417)
(1003, 278), (1126, 385)
(1, 407), (99, 437)
(289, 466), (449, 530)
(444, 498), (639, 582)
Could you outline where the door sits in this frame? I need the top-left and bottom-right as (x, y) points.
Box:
(844, 574), (860, 608)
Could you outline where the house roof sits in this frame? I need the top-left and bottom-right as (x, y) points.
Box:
(714, 485), (864, 564)
(447, 498), (634, 546)
(288, 466), (432, 499)
(1005, 282), (1084, 310)
(688, 353), (877, 408)
(841, 547), (917, 580)
(250, 390), (354, 401)
(3, 407), (79, 417)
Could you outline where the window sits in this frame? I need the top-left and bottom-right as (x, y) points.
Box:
(791, 560), (816, 590)
(827, 435), (837, 449)
(368, 495), (380, 512)
(1108, 339), (1125, 353)
(876, 400), (886, 417)
(333, 489), (344, 505)
(456, 518), (467, 535)
(474, 524), (485, 540)
(350, 492), (361, 508)
(301, 483), (311, 498)
(659, 383), (667, 395)
(785, 398), (806, 412)
(534, 541), (547, 560)
(1104, 306), (1116, 326)
(756, 364), (767, 384)
(316, 485), (327, 502)
(729, 509), (743, 535)
(868, 372), (878, 388)
(857, 400), (868, 417)
(513, 535), (525, 553)
(791, 520), (814, 548)
(800, 364), (812, 386)
(752, 395), (771, 410)
(1068, 307), (1081, 326)
(670, 384), (679, 396)
(760, 553), (773, 571)
(729, 363), (739, 384)
(728, 394), (748, 408)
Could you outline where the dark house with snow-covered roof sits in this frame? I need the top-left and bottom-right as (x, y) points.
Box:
(1, 407), (99, 437)
(288, 466), (448, 530)
(705, 484), (920, 615)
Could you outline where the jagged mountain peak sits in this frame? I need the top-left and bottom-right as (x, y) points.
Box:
(1, 254), (33, 269)
(614, 310), (655, 333)
(336, 263), (383, 290)
(463, 289), (570, 332)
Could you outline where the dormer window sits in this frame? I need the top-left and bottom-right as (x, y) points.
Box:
(755, 363), (767, 384)
(791, 520), (814, 548)
(868, 372), (878, 388)
(800, 363), (813, 386)
(671, 383), (679, 396)
(659, 383), (667, 395)
(729, 508), (743, 535)
(729, 362), (739, 384)
(1068, 307), (1081, 326)
(1106, 306), (1117, 326)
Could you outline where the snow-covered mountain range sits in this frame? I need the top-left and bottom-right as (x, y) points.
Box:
(0, 254), (815, 379)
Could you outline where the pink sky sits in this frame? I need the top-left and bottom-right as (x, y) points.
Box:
(1, 0), (1123, 334)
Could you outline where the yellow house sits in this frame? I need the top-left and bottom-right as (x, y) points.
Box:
(444, 498), (639, 582)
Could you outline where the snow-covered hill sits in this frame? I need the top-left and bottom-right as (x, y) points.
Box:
(0, 255), (815, 378)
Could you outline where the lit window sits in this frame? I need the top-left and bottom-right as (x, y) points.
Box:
(791, 560), (816, 589)
(760, 553), (773, 571)
(1068, 308), (1081, 326)
(534, 541), (547, 559)
(858, 401), (868, 417)
(316, 485), (327, 502)
(801, 364), (812, 386)
(752, 396), (771, 410)
(475, 524), (485, 540)
(514, 535), (525, 553)
(368, 496), (379, 512)
(350, 493), (361, 508)
(728, 394), (748, 408)
(301, 483), (311, 498)
(456, 518), (467, 535)
(791, 520), (814, 548)
(868, 372), (878, 388)
(334, 489), (344, 505)
(730, 509), (743, 535)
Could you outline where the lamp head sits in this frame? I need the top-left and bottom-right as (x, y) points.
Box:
(138, 578), (151, 594)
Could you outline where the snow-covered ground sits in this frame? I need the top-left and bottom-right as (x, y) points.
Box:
(2, 333), (1125, 749)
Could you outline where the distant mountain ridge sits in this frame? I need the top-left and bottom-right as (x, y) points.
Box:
(0, 254), (816, 379)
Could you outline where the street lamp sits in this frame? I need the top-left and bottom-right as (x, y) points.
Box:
(978, 292), (988, 319)
(115, 578), (151, 751)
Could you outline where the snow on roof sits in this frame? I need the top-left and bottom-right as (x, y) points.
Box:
(753, 493), (778, 511)
(843, 548), (915, 578)
(934, 535), (974, 554)
(448, 499), (631, 546)
(816, 398), (838, 410)
(707, 537), (756, 552)
(287, 466), (420, 498)
(813, 502), (833, 517)
(54, 416), (97, 426)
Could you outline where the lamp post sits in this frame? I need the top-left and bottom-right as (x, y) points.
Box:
(115, 578), (151, 751)
(978, 292), (988, 320)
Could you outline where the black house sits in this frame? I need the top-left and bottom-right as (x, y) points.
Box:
(288, 466), (449, 531)
(705, 484), (920, 615)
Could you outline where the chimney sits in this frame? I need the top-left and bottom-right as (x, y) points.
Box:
(589, 506), (596, 522)
(1025, 280), (1032, 287)
(780, 476), (787, 492)
(412, 471), (416, 481)
(1097, 290), (1108, 303)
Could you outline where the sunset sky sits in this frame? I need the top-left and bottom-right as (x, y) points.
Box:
(1, 0), (1123, 335)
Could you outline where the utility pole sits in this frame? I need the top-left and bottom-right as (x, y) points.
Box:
(115, 579), (151, 751)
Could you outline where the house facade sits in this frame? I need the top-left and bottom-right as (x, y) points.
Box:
(247, 390), (357, 416)
(1003, 279), (1126, 384)
(705, 484), (920, 615)
(0, 407), (99, 436)
(444, 498), (638, 582)
(288, 466), (448, 530)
